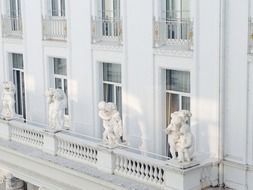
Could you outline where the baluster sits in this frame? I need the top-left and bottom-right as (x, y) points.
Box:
(136, 162), (141, 177)
(140, 163), (145, 179)
(127, 160), (132, 175)
(144, 164), (150, 181)
(153, 167), (158, 183)
(119, 156), (124, 173)
(158, 168), (163, 184)
(132, 161), (137, 176)
(123, 157), (128, 175)
(148, 166), (154, 182)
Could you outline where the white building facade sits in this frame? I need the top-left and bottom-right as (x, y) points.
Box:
(0, 0), (252, 189)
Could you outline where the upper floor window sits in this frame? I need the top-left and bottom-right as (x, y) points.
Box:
(165, 0), (190, 20)
(2, 0), (22, 38)
(48, 0), (65, 17)
(101, 0), (120, 19)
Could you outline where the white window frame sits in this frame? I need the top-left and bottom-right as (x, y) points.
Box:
(102, 63), (122, 115)
(10, 53), (26, 119)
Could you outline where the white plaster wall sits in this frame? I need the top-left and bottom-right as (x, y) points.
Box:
(22, 0), (46, 124)
(124, 0), (155, 152)
(195, 0), (221, 157)
(223, 0), (249, 164)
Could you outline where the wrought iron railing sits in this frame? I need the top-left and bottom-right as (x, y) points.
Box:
(91, 17), (122, 44)
(154, 18), (193, 50)
(2, 15), (22, 38)
(42, 17), (67, 41)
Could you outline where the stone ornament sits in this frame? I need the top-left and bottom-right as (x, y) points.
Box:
(46, 88), (66, 130)
(98, 101), (123, 146)
(165, 110), (194, 163)
(1, 81), (16, 120)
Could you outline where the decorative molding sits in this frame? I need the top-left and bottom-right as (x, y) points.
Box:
(91, 43), (123, 52)
(153, 47), (193, 58)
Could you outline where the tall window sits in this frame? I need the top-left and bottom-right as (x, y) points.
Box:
(102, 63), (122, 115)
(8, 0), (21, 31)
(52, 58), (68, 114)
(48, 0), (65, 17)
(166, 70), (190, 124)
(101, 0), (120, 37)
(165, 0), (190, 40)
(11, 53), (26, 119)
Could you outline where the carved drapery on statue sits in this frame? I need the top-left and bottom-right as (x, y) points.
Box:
(46, 88), (66, 130)
(1, 81), (16, 120)
(98, 101), (123, 146)
(165, 110), (194, 163)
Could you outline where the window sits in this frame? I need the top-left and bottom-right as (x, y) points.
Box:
(48, 0), (65, 17)
(52, 58), (68, 115)
(166, 69), (190, 124)
(102, 63), (122, 115)
(165, 0), (190, 40)
(11, 53), (26, 119)
(9, 0), (21, 17)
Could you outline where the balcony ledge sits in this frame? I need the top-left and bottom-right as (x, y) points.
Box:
(0, 119), (219, 190)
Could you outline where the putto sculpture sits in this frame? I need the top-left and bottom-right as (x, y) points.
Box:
(165, 110), (194, 163)
(1, 81), (16, 120)
(46, 88), (66, 131)
(98, 101), (123, 146)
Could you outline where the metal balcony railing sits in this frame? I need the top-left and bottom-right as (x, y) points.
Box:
(154, 18), (193, 50)
(42, 17), (67, 41)
(91, 17), (123, 45)
(2, 15), (22, 38)
(248, 18), (253, 54)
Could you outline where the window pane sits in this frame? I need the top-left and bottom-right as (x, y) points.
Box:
(51, 0), (58, 16)
(53, 58), (67, 75)
(12, 53), (23, 69)
(103, 63), (121, 83)
(166, 93), (179, 125)
(103, 83), (114, 102)
(55, 78), (62, 89)
(166, 70), (190, 93)
(60, 0), (65, 16)
(182, 96), (190, 110)
(116, 86), (122, 115)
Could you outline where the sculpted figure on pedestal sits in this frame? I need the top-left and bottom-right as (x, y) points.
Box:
(165, 110), (194, 163)
(1, 81), (16, 120)
(46, 88), (66, 130)
(98, 101), (123, 146)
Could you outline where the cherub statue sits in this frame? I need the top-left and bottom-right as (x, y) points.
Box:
(1, 81), (16, 120)
(98, 101), (123, 145)
(46, 88), (66, 130)
(177, 124), (194, 162)
(165, 110), (194, 163)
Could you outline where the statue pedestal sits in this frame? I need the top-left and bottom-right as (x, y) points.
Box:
(166, 159), (199, 169)
(0, 119), (11, 140)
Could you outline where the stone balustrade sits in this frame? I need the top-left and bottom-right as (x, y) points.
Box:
(0, 118), (218, 190)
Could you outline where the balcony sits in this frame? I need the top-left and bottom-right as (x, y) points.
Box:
(91, 17), (123, 45)
(1, 15), (22, 38)
(154, 18), (193, 51)
(249, 18), (253, 54)
(0, 118), (217, 190)
(42, 17), (67, 41)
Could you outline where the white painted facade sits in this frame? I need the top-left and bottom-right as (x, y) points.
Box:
(0, 0), (252, 189)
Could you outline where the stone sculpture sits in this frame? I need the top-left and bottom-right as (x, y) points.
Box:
(1, 81), (16, 120)
(165, 110), (194, 163)
(98, 101), (123, 146)
(46, 88), (66, 130)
